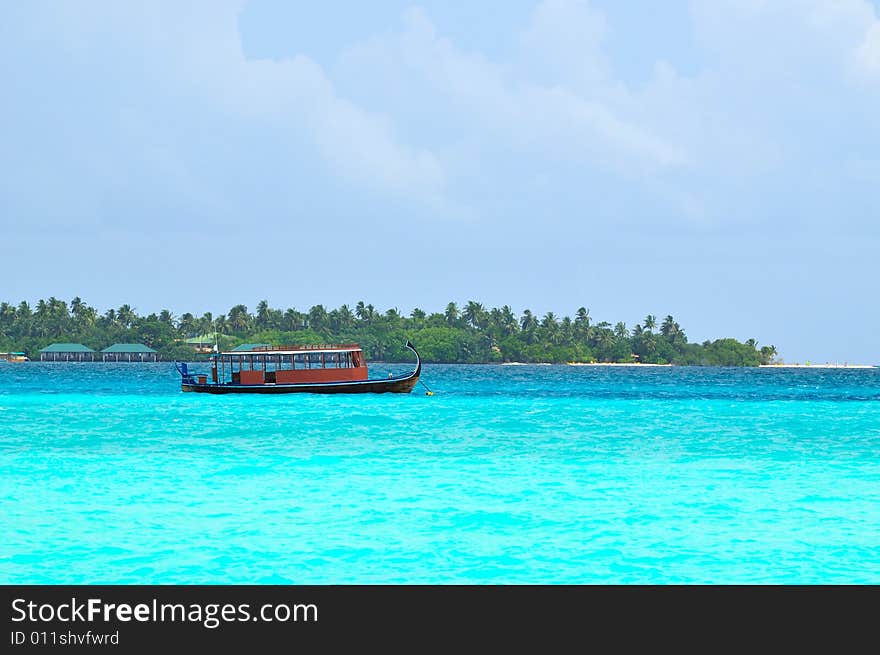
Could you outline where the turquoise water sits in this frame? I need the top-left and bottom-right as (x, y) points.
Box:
(2, 362), (880, 584)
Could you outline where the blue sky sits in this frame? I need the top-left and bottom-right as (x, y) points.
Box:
(2, 0), (879, 362)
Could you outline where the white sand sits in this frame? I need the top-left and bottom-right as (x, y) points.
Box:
(569, 362), (672, 367)
(759, 363), (876, 369)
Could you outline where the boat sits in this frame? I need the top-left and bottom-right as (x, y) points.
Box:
(0, 352), (29, 363)
(175, 340), (421, 394)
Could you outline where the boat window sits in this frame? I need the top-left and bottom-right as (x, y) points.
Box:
(308, 352), (323, 369)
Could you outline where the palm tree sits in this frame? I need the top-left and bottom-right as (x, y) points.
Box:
(227, 305), (250, 333)
(643, 315), (657, 332)
(500, 305), (518, 336)
(308, 305), (328, 332)
(53, 298), (70, 336)
(659, 315), (686, 348)
(0, 302), (16, 335)
(33, 299), (49, 337)
(541, 312), (557, 329)
(255, 300), (270, 329)
(198, 312), (213, 336)
(213, 315), (229, 334)
(16, 301), (32, 328)
(444, 302), (460, 327)
(179, 312), (196, 336)
(541, 312), (560, 345)
(759, 344), (777, 364)
(520, 309), (538, 332)
(337, 304), (354, 329)
(117, 304), (136, 329)
(283, 308), (303, 331)
(70, 297), (84, 326)
(463, 301), (486, 330)
(614, 322), (628, 339)
(561, 316), (574, 343)
(384, 307), (403, 326)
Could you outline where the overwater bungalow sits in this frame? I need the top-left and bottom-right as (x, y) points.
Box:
(39, 343), (95, 362)
(101, 343), (158, 362)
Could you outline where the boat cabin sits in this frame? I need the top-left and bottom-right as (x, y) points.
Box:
(210, 344), (368, 386)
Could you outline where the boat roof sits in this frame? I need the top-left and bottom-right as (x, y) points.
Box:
(219, 343), (362, 356)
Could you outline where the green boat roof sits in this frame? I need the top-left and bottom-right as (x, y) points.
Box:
(101, 343), (157, 353)
(39, 343), (95, 353)
(232, 343), (270, 352)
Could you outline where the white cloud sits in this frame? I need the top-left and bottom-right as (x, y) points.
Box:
(13, 0), (449, 213)
(856, 21), (880, 76)
(5, 0), (880, 234)
(520, 0), (611, 87)
(341, 6), (686, 172)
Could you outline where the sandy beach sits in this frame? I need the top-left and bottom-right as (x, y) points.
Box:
(501, 362), (673, 367)
(759, 364), (876, 369)
(567, 362), (673, 367)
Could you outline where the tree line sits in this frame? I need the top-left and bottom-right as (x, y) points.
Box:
(0, 297), (778, 365)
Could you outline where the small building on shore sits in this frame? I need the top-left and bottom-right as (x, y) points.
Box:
(185, 335), (217, 354)
(39, 343), (95, 362)
(101, 343), (159, 362)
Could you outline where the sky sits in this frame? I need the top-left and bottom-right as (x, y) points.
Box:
(2, 0), (879, 362)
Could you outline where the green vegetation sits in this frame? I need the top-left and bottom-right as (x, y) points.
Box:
(0, 297), (778, 366)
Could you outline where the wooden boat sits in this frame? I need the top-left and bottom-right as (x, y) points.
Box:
(0, 352), (29, 363)
(175, 340), (421, 394)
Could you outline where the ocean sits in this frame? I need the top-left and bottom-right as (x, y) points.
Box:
(2, 363), (879, 584)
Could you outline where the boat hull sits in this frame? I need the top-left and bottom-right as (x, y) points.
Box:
(181, 375), (419, 394)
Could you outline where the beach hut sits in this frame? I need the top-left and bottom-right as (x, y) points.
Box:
(101, 343), (158, 362)
(39, 343), (95, 362)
